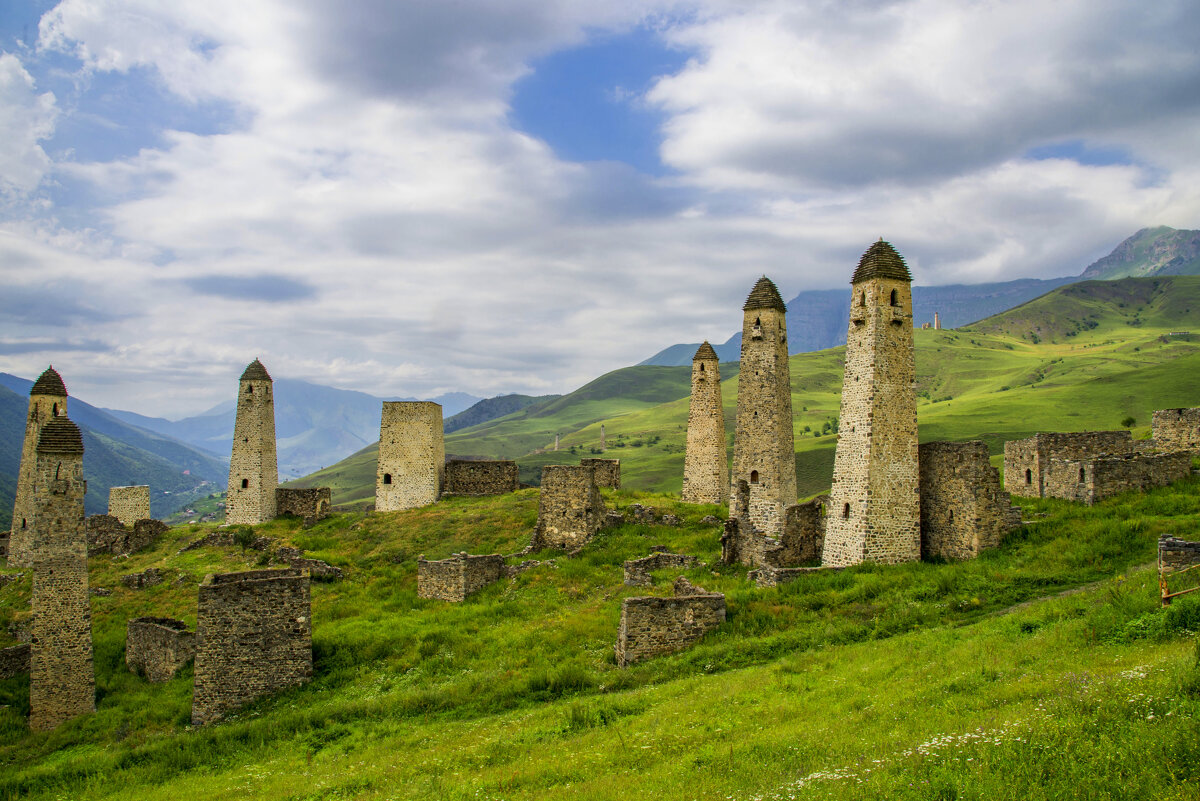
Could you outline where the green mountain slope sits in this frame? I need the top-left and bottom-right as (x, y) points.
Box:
(444, 393), (560, 434)
(1081, 226), (1200, 280)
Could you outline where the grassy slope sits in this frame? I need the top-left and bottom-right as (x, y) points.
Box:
(2, 478), (1200, 799)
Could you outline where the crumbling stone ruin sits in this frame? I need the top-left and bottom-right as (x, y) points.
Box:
(748, 565), (827, 588)
(225, 359), (279, 525)
(273, 546), (344, 581)
(8, 366), (69, 567)
(443, 460), (519, 496)
(0, 643), (31, 680)
(730, 277), (797, 534)
(192, 568), (312, 726)
(1152, 408), (1200, 453)
(532, 464), (607, 550)
(29, 416), (95, 731)
(376, 401), (444, 511)
(623, 550), (698, 587)
(86, 515), (168, 556)
(580, 458), (621, 489)
(1003, 431), (1134, 498)
(918, 441), (1021, 561)
(275, 487), (332, 527)
(722, 486), (827, 569)
(120, 567), (165, 590)
(615, 576), (726, 667)
(107, 485), (150, 526)
(417, 553), (506, 601)
(1043, 451), (1191, 505)
(681, 342), (728, 505)
(824, 241), (920, 567)
(1159, 536), (1200, 606)
(126, 617), (195, 682)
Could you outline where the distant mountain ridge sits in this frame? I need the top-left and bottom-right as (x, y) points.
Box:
(444, 393), (560, 434)
(1080, 226), (1200, 280)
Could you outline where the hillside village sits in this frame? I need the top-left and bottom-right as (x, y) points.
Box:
(2, 240), (1200, 799)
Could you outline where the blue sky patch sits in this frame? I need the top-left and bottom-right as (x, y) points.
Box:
(1025, 140), (1134, 167)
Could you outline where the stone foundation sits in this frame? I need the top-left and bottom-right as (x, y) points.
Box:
(0, 643), (30, 679)
(107, 485), (150, 526)
(1044, 451), (1192, 505)
(533, 465), (606, 550)
(580, 458), (621, 489)
(1160, 536), (1200, 574)
(126, 617), (195, 682)
(443, 460), (519, 496)
(623, 551), (698, 587)
(748, 566), (829, 587)
(1153, 408), (1200, 453)
(615, 577), (725, 667)
(275, 487), (332, 527)
(919, 441), (1020, 561)
(417, 553), (506, 601)
(722, 494), (828, 568)
(86, 515), (168, 556)
(1003, 431), (1134, 497)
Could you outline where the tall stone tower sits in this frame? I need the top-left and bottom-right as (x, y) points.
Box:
(682, 342), (728, 504)
(730, 277), (797, 534)
(822, 240), (920, 567)
(9, 366), (69, 567)
(225, 359), (278, 525)
(376, 401), (444, 511)
(29, 416), (95, 730)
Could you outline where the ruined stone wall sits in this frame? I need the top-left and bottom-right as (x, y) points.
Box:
(1153, 408), (1200, 453)
(126, 617), (195, 682)
(623, 552), (698, 587)
(1003, 431), (1134, 498)
(580, 458), (621, 490)
(615, 577), (725, 667)
(275, 487), (332, 526)
(824, 264), (920, 567)
(107, 485), (150, 526)
(1160, 536), (1200, 573)
(534, 465), (606, 550)
(1044, 451), (1191, 505)
(417, 553), (506, 601)
(682, 344), (727, 504)
(919, 441), (1019, 561)
(722, 495), (827, 569)
(443, 460), (519, 496)
(192, 568), (312, 726)
(376, 401), (444, 512)
(87, 515), (167, 556)
(9, 372), (68, 567)
(29, 417), (94, 731)
(225, 361), (278, 525)
(730, 278), (796, 534)
(0, 643), (30, 680)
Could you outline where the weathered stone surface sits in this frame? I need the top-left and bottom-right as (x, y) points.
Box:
(700, 515), (722, 525)
(274, 547), (343, 581)
(120, 567), (165, 590)
(275, 487), (332, 527)
(682, 342), (728, 504)
(192, 568), (312, 726)
(919, 441), (1019, 561)
(1153, 408), (1200, 453)
(581, 458), (621, 490)
(180, 530), (273, 554)
(1160, 536), (1200, 574)
(623, 552), (698, 587)
(824, 241), (920, 567)
(730, 278), (797, 535)
(1003, 431), (1134, 497)
(226, 360), (279, 525)
(615, 577), (725, 667)
(724, 493), (828, 568)
(107, 485), (150, 527)
(443, 460), (519, 496)
(748, 566), (829, 587)
(1043, 451), (1191, 505)
(8, 366), (68, 567)
(0, 643), (30, 679)
(126, 617), (195, 682)
(87, 515), (167, 556)
(377, 402), (444, 511)
(629, 504), (657, 523)
(417, 553), (506, 601)
(533, 465), (606, 550)
(604, 510), (626, 527)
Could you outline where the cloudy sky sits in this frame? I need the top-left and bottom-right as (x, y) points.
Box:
(1, 0), (1198, 417)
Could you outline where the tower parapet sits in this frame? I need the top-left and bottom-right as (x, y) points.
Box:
(9, 366), (69, 567)
(682, 342), (728, 504)
(225, 359), (278, 525)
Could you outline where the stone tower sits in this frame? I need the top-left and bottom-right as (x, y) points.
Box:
(9, 366), (69, 567)
(682, 342), (728, 504)
(822, 240), (920, 567)
(225, 359), (278, 525)
(730, 277), (797, 534)
(29, 416), (95, 730)
(376, 401), (444, 511)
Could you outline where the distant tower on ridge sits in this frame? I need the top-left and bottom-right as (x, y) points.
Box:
(8, 366), (69, 567)
(681, 342), (728, 505)
(730, 277), (796, 534)
(822, 240), (920, 567)
(225, 359), (278, 525)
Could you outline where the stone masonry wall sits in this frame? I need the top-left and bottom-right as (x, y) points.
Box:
(376, 401), (444, 511)
(615, 577), (725, 667)
(417, 553), (506, 601)
(226, 361), (278, 525)
(534, 465), (606, 550)
(919, 441), (1019, 561)
(1153, 408), (1200, 453)
(443, 460), (519, 496)
(1043, 451), (1192, 505)
(580, 458), (621, 490)
(1160, 536), (1200, 574)
(722, 495), (827, 569)
(192, 568), (312, 726)
(1003, 431), (1133, 498)
(682, 344), (727, 505)
(623, 551), (698, 587)
(29, 417), (95, 731)
(0, 643), (31, 680)
(87, 515), (168, 556)
(275, 487), (332, 526)
(9, 375), (67, 567)
(126, 617), (195, 682)
(107, 485), (150, 526)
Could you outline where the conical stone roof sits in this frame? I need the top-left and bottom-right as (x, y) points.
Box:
(30, 366), (67, 397)
(37, 417), (84, 455)
(693, 341), (718, 361)
(851, 239), (912, 284)
(743, 276), (786, 311)
(240, 359), (272, 382)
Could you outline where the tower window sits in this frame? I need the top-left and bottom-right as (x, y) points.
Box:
(20, 518), (26, 529)
(52, 403), (58, 416)
(948, 509), (954, 524)
(383, 473), (392, 485)
(890, 289), (899, 307)
(699, 363), (705, 372)
(842, 503), (850, 519)
(247, 385), (253, 394)
(750, 470), (759, 484)
(1079, 467), (1085, 482)
(1025, 469), (1032, 485)
(859, 291), (866, 306)
(241, 479), (249, 489)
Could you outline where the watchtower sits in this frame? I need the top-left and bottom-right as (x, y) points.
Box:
(682, 342), (728, 504)
(9, 366), (69, 567)
(822, 240), (920, 566)
(225, 359), (278, 525)
(730, 277), (796, 534)
(376, 401), (444, 511)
